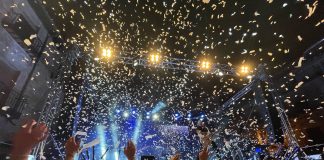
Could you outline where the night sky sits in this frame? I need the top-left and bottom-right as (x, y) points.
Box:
(44, 0), (323, 68)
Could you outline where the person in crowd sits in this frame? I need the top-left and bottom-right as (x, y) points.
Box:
(10, 119), (48, 160)
(10, 119), (208, 160)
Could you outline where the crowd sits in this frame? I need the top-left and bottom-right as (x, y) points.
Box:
(9, 119), (209, 160)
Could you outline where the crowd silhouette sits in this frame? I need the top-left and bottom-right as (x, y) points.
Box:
(9, 119), (209, 160)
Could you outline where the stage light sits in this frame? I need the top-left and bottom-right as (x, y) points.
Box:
(146, 115), (150, 119)
(132, 110), (136, 114)
(116, 109), (120, 113)
(152, 114), (159, 121)
(187, 113), (192, 118)
(200, 60), (211, 70)
(102, 48), (112, 58)
(150, 53), (161, 64)
(123, 111), (129, 118)
(240, 65), (250, 74)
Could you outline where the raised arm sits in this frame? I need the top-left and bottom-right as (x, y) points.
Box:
(11, 119), (48, 160)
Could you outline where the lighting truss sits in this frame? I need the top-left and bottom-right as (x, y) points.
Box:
(33, 45), (83, 159)
(102, 52), (237, 76)
(217, 64), (315, 158)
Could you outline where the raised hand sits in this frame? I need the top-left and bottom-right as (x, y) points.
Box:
(65, 137), (80, 160)
(199, 147), (209, 160)
(11, 119), (49, 160)
(124, 140), (136, 160)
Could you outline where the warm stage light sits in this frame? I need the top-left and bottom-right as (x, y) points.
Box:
(150, 53), (161, 64)
(200, 60), (211, 70)
(240, 65), (250, 74)
(102, 48), (112, 58)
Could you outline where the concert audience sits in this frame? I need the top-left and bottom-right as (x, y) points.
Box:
(10, 119), (209, 160)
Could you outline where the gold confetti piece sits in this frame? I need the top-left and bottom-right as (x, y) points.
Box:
(296, 57), (305, 68)
(305, 1), (318, 19)
(24, 39), (32, 46)
(295, 81), (304, 89)
(30, 34), (37, 40)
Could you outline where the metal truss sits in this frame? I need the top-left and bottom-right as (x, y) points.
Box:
(32, 45), (82, 159)
(221, 80), (256, 110)
(218, 64), (307, 159)
(104, 52), (237, 76)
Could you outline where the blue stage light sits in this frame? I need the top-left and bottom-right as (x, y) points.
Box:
(152, 114), (159, 121)
(123, 111), (129, 118)
(255, 147), (262, 153)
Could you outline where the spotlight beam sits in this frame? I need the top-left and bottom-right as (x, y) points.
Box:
(97, 125), (107, 160)
(132, 116), (142, 145)
(151, 101), (167, 114)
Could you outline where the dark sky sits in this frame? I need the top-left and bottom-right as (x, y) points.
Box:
(44, 0), (323, 72)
